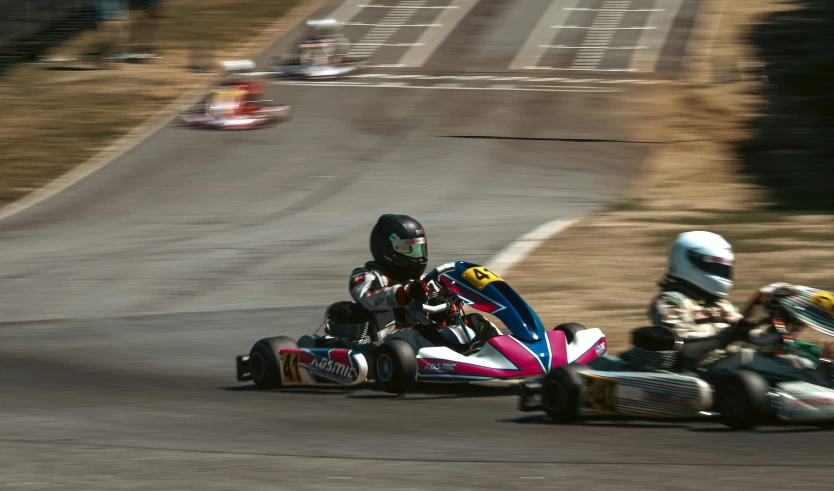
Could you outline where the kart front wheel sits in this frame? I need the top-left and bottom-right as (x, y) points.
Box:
(542, 364), (587, 423)
(374, 340), (417, 395)
(715, 369), (770, 430)
(249, 336), (298, 390)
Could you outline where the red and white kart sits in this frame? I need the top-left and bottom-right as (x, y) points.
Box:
(235, 261), (608, 394)
(178, 60), (292, 130)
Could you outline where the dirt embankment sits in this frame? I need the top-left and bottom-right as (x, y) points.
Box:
(508, 0), (834, 353)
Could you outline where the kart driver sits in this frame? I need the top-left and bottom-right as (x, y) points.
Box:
(350, 214), (501, 351)
(648, 230), (832, 371)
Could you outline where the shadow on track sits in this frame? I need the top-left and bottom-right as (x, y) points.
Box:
(503, 414), (694, 430)
(219, 382), (519, 401)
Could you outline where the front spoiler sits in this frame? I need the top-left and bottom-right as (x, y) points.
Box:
(518, 379), (543, 412)
(774, 381), (834, 423)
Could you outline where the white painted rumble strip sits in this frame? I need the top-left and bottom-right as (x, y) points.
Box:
(486, 218), (581, 276)
(342, 22), (441, 26)
(524, 66), (638, 72)
(509, 0), (581, 70)
(349, 0), (425, 57)
(565, 8), (664, 11)
(397, 0), (479, 67)
(358, 4), (461, 7)
(630, 0), (684, 72)
(272, 80), (622, 92)
(550, 25), (657, 29)
(329, 0), (368, 23)
(540, 45), (649, 49)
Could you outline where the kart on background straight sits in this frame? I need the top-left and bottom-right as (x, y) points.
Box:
(177, 60), (292, 130)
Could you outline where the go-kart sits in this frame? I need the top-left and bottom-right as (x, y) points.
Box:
(270, 19), (365, 79)
(518, 285), (834, 430)
(178, 60), (292, 130)
(235, 261), (608, 394)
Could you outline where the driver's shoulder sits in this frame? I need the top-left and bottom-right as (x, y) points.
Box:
(652, 290), (698, 310)
(350, 262), (389, 284)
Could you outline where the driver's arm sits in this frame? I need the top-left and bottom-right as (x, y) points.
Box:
(349, 272), (428, 312)
(349, 271), (402, 312)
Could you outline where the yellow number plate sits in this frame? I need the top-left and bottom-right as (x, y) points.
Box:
(280, 351), (302, 385)
(810, 291), (834, 316)
(580, 374), (617, 413)
(461, 266), (504, 291)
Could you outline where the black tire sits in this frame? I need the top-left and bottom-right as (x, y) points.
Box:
(553, 323), (586, 344)
(542, 364), (588, 422)
(714, 369), (770, 430)
(374, 340), (417, 394)
(249, 336), (298, 390)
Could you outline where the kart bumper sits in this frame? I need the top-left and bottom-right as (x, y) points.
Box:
(518, 378), (544, 412)
(236, 354), (253, 381)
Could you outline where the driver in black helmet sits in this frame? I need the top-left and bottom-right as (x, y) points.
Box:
(349, 214), (501, 351)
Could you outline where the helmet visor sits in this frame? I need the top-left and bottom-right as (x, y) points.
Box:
(390, 235), (427, 260)
(687, 251), (732, 280)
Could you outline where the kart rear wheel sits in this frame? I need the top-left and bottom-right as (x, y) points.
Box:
(553, 323), (586, 343)
(542, 364), (587, 423)
(249, 336), (298, 390)
(374, 340), (417, 395)
(715, 369), (770, 430)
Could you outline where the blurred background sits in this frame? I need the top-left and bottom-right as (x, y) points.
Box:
(2, 0), (834, 489)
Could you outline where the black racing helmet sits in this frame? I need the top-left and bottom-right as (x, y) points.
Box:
(370, 214), (428, 281)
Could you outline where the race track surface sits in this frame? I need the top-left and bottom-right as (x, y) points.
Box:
(3, 1), (832, 489)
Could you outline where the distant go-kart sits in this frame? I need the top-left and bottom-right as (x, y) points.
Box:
(519, 285), (834, 430)
(235, 261), (608, 395)
(270, 19), (366, 80)
(178, 60), (292, 130)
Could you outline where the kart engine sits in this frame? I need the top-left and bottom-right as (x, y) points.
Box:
(630, 326), (682, 370)
(631, 347), (679, 371)
(324, 301), (370, 342)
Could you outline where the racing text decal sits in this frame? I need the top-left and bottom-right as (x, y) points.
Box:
(302, 355), (358, 382)
(581, 375), (617, 413)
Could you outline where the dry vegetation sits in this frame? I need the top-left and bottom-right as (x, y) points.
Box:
(0, 0), (306, 208)
(508, 0), (834, 353)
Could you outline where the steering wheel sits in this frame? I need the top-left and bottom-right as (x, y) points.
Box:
(416, 263), (472, 343)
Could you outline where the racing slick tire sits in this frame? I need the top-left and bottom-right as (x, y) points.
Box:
(374, 339), (417, 395)
(542, 364), (588, 423)
(249, 336), (298, 390)
(553, 323), (586, 343)
(714, 369), (770, 430)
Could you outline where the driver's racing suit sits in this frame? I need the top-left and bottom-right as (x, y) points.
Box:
(649, 280), (828, 376)
(349, 261), (501, 350)
(648, 278), (755, 364)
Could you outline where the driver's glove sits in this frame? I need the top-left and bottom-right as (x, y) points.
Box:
(723, 318), (756, 344)
(396, 280), (429, 306)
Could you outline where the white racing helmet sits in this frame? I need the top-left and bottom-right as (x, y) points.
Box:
(667, 231), (734, 298)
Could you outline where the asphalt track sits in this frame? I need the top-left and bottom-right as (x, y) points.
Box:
(2, 1), (833, 489)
